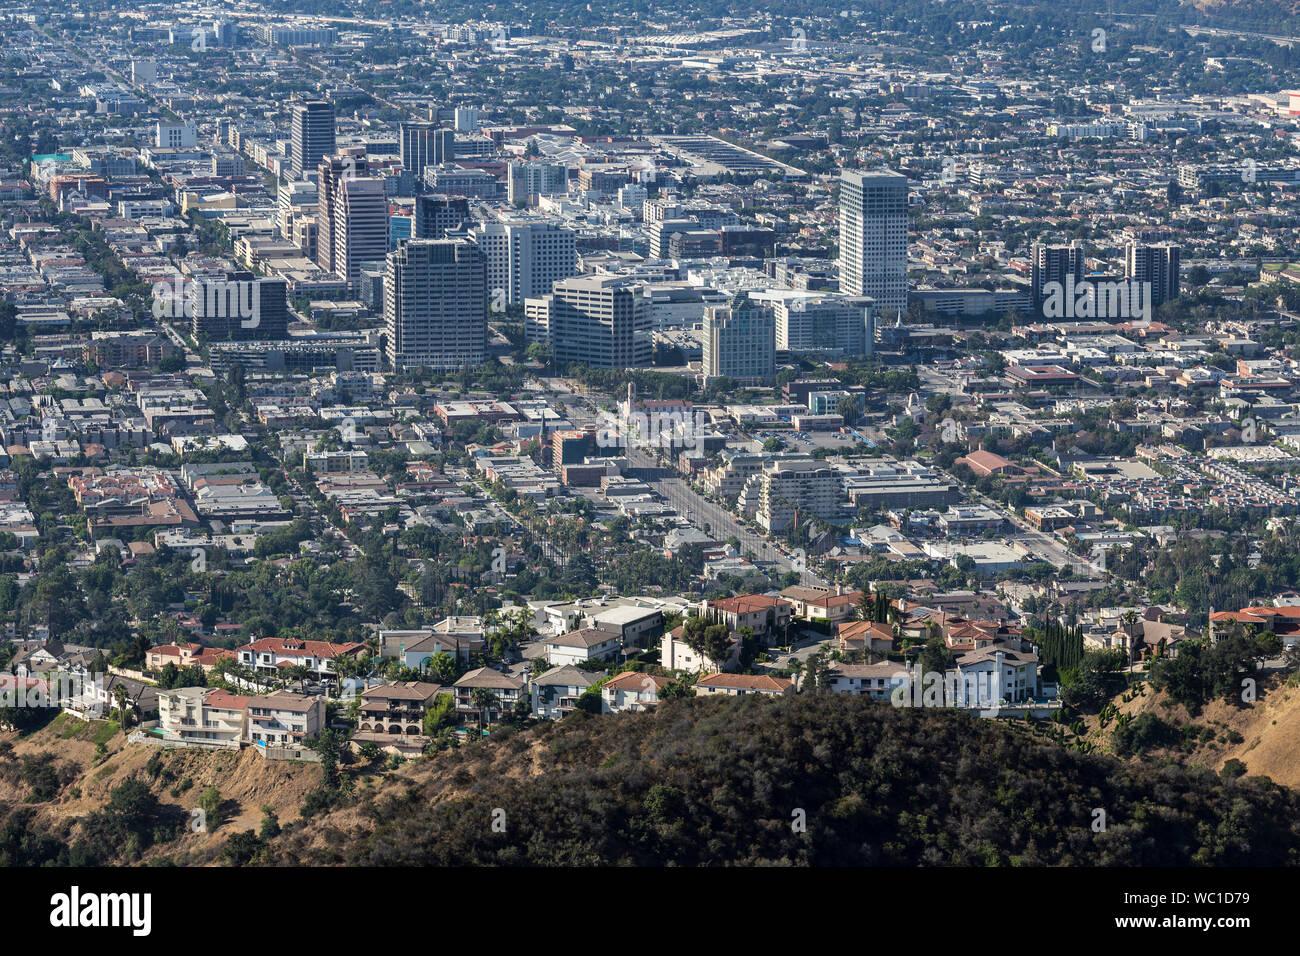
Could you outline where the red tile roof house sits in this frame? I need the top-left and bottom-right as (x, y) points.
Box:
(835, 620), (895, 656)
(699, 594), (793, 645)
(1210, 606), (1300, 649)
(694, 674), (794, 697)
(146, 642), (237, 674)
(601, 670), (670, 713)
(237, 637), (364, 681)
(779, 585), (864, 624)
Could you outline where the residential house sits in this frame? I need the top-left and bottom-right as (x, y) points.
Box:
(354, 681), (446, 754)
(700, 594), (793, 644)
(660, 624), (737, 673)
(378, 628), (475, 668)
(827, 662), (909, 700)
(146, 641), (237, 674)
(453, 667), (525, 725)
(779, 586), (864, 625)
(601, 670), (670, 713)
(544, 627), (623, 666)
(156, 687), (248, 747)
(835, 620), (895, 656)
(530, 664), (603, 719)
(245, 689), (324, 748)
(694, 673), (794, 697)
(238, 636), (364, 680)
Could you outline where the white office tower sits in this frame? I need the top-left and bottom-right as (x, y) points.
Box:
(753, 291), (875, 356)
(454, 107), (481, 131)
(155, 122), (197, 149)
(703, 303), (776, 385)
(386, 239), (488, 371)
(618, 183), (648, 215)
(334, 177), (388, 290)
(507, 161), (569, 204)
(468, 218), (576, 306)
(839, 168), (908, 319)
(525, 275), (652, 369)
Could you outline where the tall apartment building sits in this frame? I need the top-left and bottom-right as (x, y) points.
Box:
(703, 303), (776, 385)
(525, 275), (652, 369)
(385, 238), (487, 371)
(838, 168), (908, 318)
(507, 161), (569, 204)
(1125, 241), (1180, 307)
(753, 459), (843, 534)
(753, 291), (875, 355)
(291, 99), (336, 180)
(469, 218), (576, 305)
(399, 121), (453, 181)
(1030, 240), (1086, 307)
(317, 149), (388, 290)
(190, 272), (288, 342)
(414, 194), (469, 239)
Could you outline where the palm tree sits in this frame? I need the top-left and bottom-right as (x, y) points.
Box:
(470, 687), (501, 730)
(1121, 610), (1139, 672)
(113, 684), (130, 734)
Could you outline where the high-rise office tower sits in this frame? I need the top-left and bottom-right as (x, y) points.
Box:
(468, 218), (576, 306)
(291, 99), (336, 180)
(703, 303), (776, 385)
(755, 291), (875, 356)
(399, 121), (440, 182)
(839, 168), (908, 318)
(189, 272), (288, 342)
(386, 239), (487, 371)
(1125, 241), (1180, 307)
(1031, 240), (1087, 308)
(414, 194), (470, 239)
(507, 161), (569, 205)
(524, 275), (652, 369)
(316, 149), (387, 290)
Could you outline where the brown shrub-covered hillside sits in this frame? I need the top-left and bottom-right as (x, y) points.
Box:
(269, 694), (1300, 866)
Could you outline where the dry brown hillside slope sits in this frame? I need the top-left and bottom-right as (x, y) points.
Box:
(1087, 671), (1300, 786)
(0, 713), (321, 859)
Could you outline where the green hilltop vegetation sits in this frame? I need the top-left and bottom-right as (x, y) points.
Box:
(265, 694), (1300, 866)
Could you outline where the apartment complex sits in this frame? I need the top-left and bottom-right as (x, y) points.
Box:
(702, 303), (775, 384)
(839, 168), (908, 317)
